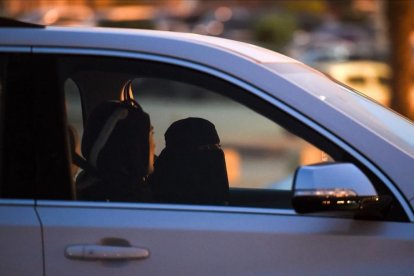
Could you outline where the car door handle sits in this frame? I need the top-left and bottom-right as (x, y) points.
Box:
(65, 245), (149, 260)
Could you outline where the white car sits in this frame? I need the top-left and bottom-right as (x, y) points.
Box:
(1, 18), (414, 275)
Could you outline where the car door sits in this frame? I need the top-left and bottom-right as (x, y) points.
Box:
(0, 52), (43, 275)
(34, 51), (414, 275)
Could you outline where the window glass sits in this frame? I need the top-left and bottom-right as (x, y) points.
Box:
(135, 78), (325, 190)
(0, 56), (6, 193)
(65, 78), (83, 136)
(61, 56), (330, 206)
(0, 54), (36, 199)
(65, 78), (83, 179)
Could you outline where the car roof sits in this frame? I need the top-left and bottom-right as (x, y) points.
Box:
(0, 25), (298, 64)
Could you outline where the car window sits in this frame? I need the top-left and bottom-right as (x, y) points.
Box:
(133, 77), (328, 190)
(58, 54), (333, 208)
(0, 55), (5, 193)
(0, 54), (37, 199)
(65, 78), (83, 180)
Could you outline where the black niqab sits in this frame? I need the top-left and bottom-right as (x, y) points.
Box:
(151, 117), (229, 205)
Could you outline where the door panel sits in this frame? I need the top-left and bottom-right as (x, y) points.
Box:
(0, 201), (43, 275)
(37, 201), (414, 275)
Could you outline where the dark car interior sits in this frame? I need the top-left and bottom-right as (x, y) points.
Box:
(60, 56), (301, 208)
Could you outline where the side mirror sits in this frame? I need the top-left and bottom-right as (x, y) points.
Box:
(292, 162), (391, 219)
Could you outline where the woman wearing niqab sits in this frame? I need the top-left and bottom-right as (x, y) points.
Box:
(151, 117), (229, 205)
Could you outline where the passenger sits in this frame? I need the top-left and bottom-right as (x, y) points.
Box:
(76, 99), (155, 202)
(150, 117), (229, 205)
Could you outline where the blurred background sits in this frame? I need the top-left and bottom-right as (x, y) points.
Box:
(1, 0), (413, 119)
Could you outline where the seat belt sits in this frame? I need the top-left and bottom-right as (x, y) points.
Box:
(72, 152), (100, 178)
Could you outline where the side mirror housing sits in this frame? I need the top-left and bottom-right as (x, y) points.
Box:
(292, 162), (391, 219)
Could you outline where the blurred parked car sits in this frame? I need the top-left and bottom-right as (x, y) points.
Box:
(0, 18), (413, 275)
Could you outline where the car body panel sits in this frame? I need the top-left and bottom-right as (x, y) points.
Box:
(37, 200), (414, 275)
(0, 200), (43, 275)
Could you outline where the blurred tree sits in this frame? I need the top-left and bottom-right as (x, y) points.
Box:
(252, 1), (328, 52)
(283, 0), (326, 13)
(253, 12), (297, 52)
(386, 0), (414, 120)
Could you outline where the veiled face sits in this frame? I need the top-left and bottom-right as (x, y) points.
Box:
(148, 125), (156, 174)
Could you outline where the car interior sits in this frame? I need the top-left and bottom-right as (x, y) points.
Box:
(62, 55), (302, 208)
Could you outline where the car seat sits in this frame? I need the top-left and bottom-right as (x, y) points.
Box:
(75, 81), (152, 202)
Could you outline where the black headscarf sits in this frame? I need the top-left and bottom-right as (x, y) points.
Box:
(151, 117), (229, 205)
(76, 100), (151, 202)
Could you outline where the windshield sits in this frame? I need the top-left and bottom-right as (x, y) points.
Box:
(265, 63), (414, 154)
